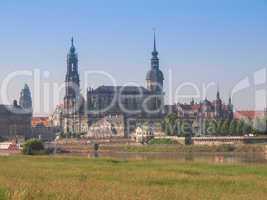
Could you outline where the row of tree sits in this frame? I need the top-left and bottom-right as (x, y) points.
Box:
(203, 119), (253, 136)
(162, 114), (267, 136)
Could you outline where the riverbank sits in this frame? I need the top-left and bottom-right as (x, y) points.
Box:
(123, 143), (267, 153)
(51, 142), (267, 154)
(0, 156), (267, 200)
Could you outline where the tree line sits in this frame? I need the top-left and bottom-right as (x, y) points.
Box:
(162, 113), (267, 136)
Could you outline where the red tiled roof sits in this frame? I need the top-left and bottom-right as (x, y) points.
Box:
(191, 104), (201, 111)
(32, 117), (49, 127)
(234, 111), (266, 120)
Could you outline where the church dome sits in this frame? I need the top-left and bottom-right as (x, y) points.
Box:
(146, 69), (164, 81)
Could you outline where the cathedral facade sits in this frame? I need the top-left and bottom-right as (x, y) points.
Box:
(63, 35), (165, 137)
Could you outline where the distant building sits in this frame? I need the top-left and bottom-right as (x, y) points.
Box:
(0, 100), (32, 140)
(0, 84), (33, 140)
(32, 115), (62, 142)
(176, 93), (233, 121)
(49, 104), (64, 128)
(19, 84), (32, 112)
(172, 92), (234, 135)
(52, 36), (236, 138)
(63, 38), (87, 134)
(61, 34), (165, 137)
(234, 110), (266, 121)
(32, 117), (50, 127)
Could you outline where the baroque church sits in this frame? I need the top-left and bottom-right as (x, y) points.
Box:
(63, 35), (165, 137)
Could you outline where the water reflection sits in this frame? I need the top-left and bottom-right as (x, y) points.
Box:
(84, 151), (267, 164)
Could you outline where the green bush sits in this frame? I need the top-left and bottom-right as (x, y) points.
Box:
(148, 138), (177, 145)
(22, 139), (45, 155)
(0, 187), (7, 200)
(0, 136), (5, 142)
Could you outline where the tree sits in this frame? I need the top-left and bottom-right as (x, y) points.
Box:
(236, 120), (245, 136)
(229, 120), (238, 136)
(253, 117), (266, 135)
(216, 120), (224, 136)
(204, 120), (210, 135)
(22, 139), (45, 155)
(208, 120), (217, 136)
(220, 120), (230, 136)
(162, 114), (179, 136)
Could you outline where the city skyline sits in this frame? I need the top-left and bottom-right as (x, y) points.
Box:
(0, 0), (267, 115)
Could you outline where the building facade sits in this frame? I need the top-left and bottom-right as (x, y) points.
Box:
(174, 92), (234, 135)
(63, 38), (87, 134)
(62, 35), (165, 137)
(0, 84), (33, 140)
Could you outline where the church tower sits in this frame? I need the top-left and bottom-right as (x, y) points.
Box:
(145, 31), (165, 114)
(19, 84), (32, 113)
(146, 31), (164, 94)
(227, 96), (234, 120)
(215, 90), (223, 119)
(64, 38), (82, 133)
(65, 37), (80, 99)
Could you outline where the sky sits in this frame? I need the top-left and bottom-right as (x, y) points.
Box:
(0, 0), (267, 115)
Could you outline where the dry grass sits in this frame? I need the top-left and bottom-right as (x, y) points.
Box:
(0, 156), (267, 200)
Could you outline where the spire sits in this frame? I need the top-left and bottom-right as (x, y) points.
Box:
(19, 83), (32, 111)
(24, 83), (29, 90)
(70, 37), (75, 53)
(66, 37), (79, 84)
(153, 29), (157, 52)
(216, 90), (220, 99)
(71, 37), (74, 46)
(152, 28), (158, 57)
(216, 84), (220, 99)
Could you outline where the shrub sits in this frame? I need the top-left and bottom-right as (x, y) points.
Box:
(0, 187), (7, 200)
(0, 136), (5, 142)
(148, 138), (177, 145)
(22, 139), (45, 155)
(185, 134), (193, 145)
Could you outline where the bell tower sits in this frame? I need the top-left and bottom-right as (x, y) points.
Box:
(146, 31), (164, 94)
(145, 31), (165, 114)
(64, 38), (81, 133)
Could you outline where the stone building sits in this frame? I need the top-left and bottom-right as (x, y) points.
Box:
(49, 104), (64, 128)
(19, 84), (32, 112)
(0, 84), (32, 140)
(63, 38), (87, 134)
(176, 92), (233, 121)
(62, 34), (165, 137)
(175, 92), (234, 135)
(86, 33), (164, 137)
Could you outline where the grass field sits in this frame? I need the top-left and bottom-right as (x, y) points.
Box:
(0, 156), (267, 200)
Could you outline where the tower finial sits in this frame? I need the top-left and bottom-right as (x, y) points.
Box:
(152, 28), (158, 58)
(71, 37), (74, 46)
(153, 28), (157, 52)
(69, 37), (76, 53)
(216, 83), (220, 99)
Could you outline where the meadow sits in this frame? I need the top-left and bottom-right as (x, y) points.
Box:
(0, 156), (267, 200)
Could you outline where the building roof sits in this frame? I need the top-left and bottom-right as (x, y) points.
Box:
(177, 104), (193, 111)
(234, 111), (266, 120)
(32, 117), (50, 127)
(0, 104), (30, 116)
(90, 86), (151, 95)
(191, 104), (201, 111)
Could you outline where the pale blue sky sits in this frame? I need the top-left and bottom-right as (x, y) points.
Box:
(0, 0), (267, 115)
